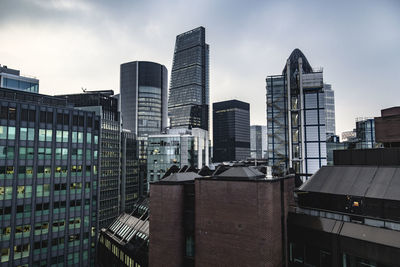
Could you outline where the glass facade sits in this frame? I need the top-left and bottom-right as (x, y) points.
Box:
(120, 61), (168, 136)
(266, 49), (328, 179)
(355, 118), (375, 149)
(0, 88), (100, 266)
(147, 128), (208, 189)
(169, 27), (209, 131)
(0, 66), (39, 93)
(324, 84), (336, 138)
(250, 125), (267, 159)
(120, 131), (139, 213)
(213, 100), (250, 162)
(56, 92), (136, 229)
(120, 61), (168, 196)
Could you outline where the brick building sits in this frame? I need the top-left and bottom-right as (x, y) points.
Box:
(149, 166), (294, 267)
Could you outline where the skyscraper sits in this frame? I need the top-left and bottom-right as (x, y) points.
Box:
(213, 100), (250, 162)
(169, 26), (209, 131)
(250, 125), (267, 159)
(120, 61), (168, 136)
(266, 49), (329, 179)
(0, 87), (100, 266)
(120, 61), (168, 196)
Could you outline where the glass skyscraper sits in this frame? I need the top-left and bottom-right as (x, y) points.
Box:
(120, 61), (168, 136)
(213, 100), (250, 162)
(266, 49), (330, 179)
(169, 26), (209, 131)
(120, 61), (168, 196)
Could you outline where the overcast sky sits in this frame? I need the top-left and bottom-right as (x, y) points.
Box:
(0, 0), (399, 136)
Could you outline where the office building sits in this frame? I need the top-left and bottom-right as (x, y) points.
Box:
(120, 61), (168, 136)
(250, 125), (267, 159)
(169, 27), (209, 131)
(147, 128), (209, 188)
(120, 130), (139, 213)
(288, 148), (400, 267)
(57, 91), (132, 229)
(324, 84), (335, 138)
(120, 61), (168, 196)
(0, 87), (100, 266)
(266, 48), (328, 179)
(213, 100), (250, 162)
(97, 198), (149, 267)
(0, 64), (39, 93)
(355, 118), (375, 149)
(149, 166), (295, 267)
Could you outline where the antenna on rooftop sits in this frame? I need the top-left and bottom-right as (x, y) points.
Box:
(81, 87), (87, 93)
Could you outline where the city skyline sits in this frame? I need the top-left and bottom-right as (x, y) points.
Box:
(0, 0), (399, 136)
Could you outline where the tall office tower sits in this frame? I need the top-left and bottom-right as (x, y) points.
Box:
(169, 26), (209, 131)
(213, 100), (250, 162)
(324, 84), (335, 138)
(355, 118), (375, 149)
(57, 91), (132, 229)
(120, 61), (168, 136)
(266, 49), (328, 179)
(120, 61), (168, 196)
(250, 125), (267, 159)
(0, 64), (39, 93)
(0, 87), (100, 266)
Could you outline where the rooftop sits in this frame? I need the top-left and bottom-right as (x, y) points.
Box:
(300, 165), (400, 202)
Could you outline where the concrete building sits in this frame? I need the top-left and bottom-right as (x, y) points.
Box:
(146, 128), (209, 189)
(149, 166), (294, 267)
(0, 65), (39, 93)
(0, 87), (100, 266)
(266, 48), (329, 179)
(213, 100), (250, 162)
(250, 125), (267, 159)
(169, 27), (210, 131)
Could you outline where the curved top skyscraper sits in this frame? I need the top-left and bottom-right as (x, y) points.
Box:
(120, 61), (168, 136)
(266, 48), (335, 180)
(169, 26), (209, 131)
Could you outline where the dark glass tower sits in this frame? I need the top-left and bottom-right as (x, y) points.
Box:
(169, 26), (209, 131)
(120, 61), (168, 136)
(120, 61), (168, 197)
(213, 100), (250, 162)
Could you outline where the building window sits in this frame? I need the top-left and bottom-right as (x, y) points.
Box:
(185, 235), (194, 257)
